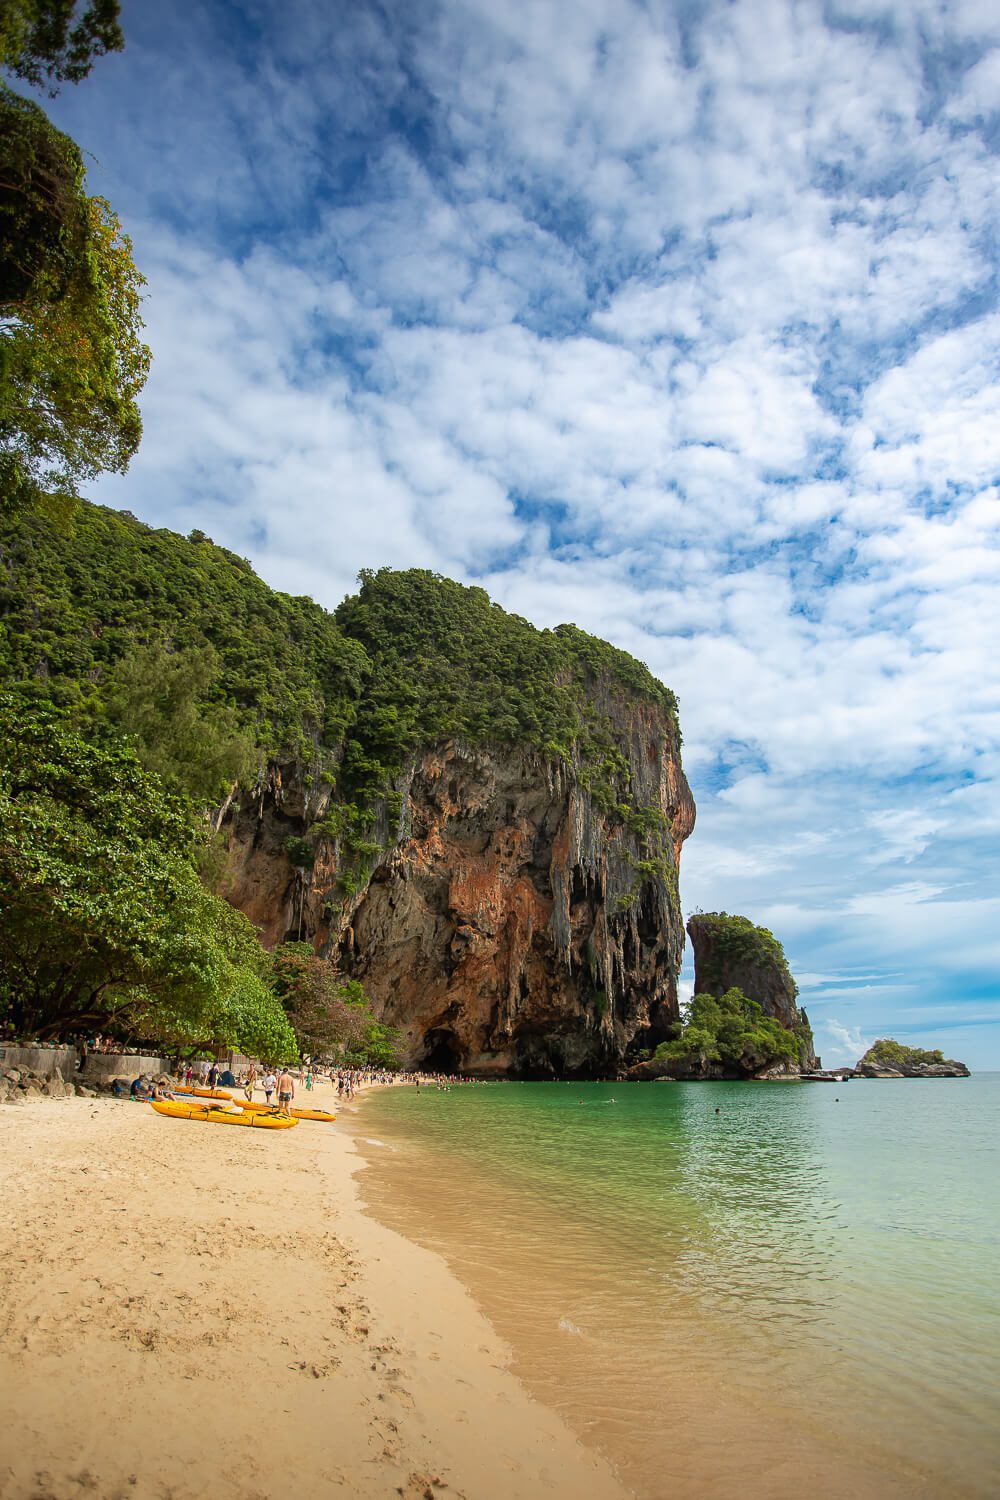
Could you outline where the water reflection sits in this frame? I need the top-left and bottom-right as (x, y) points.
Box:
(670, 1084), (838, 1332)
(357, 1077), (1000, 1500)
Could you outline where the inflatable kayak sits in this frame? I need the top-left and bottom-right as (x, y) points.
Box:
(151, 1099), (298, 1129)
(237, 1101), (337, 1123)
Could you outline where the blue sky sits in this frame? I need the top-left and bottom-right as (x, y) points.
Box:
(41, 0), (1000, 1066)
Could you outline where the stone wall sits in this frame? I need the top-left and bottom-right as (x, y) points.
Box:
(0, 1045), (78, 1079)
(81, 1053), (170, 1082)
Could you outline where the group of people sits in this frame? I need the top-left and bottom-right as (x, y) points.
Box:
(238, 1065), (296, 1109)
(174, 1059), (230, 1089)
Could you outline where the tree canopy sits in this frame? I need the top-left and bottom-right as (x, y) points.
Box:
(0, 0), (122, 90)
(863, 1039), (945, 1069)
(272, 942), (399, 1067)
(101, 640), (259, 805)
(0, 92), (150, 516)
(657, 987), (799, 1076)
(0, 693), (296, 1058)
(0, 505), (680, 819)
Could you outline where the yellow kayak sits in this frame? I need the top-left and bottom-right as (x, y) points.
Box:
(237, 1101), (337, 1123)
(151, 1099), (298, 1129)
(171, 1087), (233, 1101)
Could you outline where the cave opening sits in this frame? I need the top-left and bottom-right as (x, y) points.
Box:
(422, 1027), (462, 1074)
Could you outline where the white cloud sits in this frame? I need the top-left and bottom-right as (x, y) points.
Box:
(816, 1019), (871, 1068)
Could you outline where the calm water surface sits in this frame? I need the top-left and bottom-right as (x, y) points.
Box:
(356, 1077), (999, 1499)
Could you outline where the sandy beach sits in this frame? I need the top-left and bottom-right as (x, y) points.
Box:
(0, 1084), (629, 1500)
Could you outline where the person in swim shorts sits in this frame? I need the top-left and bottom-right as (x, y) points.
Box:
(276, 1069), (294, 1111)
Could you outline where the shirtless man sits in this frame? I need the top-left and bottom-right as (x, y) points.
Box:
(276, 1068), (295, 1112)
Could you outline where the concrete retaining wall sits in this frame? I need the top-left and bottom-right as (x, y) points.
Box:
(0, 1045), (78, 1078)
(81, 1053), (170, 1082)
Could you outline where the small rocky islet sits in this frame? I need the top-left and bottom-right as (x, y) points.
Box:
(850, 1039), (970, 1078)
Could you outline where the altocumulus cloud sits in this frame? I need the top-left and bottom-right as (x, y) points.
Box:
(41, 0), (1000, 1065)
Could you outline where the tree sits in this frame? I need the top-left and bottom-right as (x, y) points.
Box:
(0, 0), (123, 90)
(658, 988), (799, 1075)
(272, 942), (399, 1066)
(101, 641), (258, 806)
(0, 693), (296, 1058)
(0, 3), (147, 518)
(0, 91), (150, 515)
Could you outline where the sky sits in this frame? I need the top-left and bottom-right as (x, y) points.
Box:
(39, 0), (1000, 1067)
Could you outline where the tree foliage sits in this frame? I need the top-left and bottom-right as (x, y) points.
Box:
(864, 1038), (946, 1069)
(657, 988), (799, 1075)
(0, 90), (150, 515)
(0, 0), (122, 90)
(0, 502), (369, 758)
(688, 911), (798, 999)
(271, 942), (399, 1067)
(101, 640), (258, 805)
(0, 505), (680, 835)
(0, 693), (296, 1057)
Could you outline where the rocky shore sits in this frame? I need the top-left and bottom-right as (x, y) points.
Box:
(0, 1063), (173, 1104)
(852, 1040), (971, 1078)
(1, 1064), (93, 1102)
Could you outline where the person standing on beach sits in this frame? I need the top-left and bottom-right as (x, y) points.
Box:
(276, 1068), (295, 1112)
(262, 1069), (276, 1105)
(244, 1065), (257, 1101)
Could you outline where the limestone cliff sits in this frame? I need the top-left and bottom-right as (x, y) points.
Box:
(687, 912), (818, 1071)
(219, 712), (694, 1077)
(0, 508), (697, 1078)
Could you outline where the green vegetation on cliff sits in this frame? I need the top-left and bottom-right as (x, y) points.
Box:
(0, 693), (297, 1058)
(0, 505), (679, 825)
(0, 504), (367, 761)
(272, 943), (400, 1066)
(656, 987), (799, 1075)
(687, 911), (798, 999)
(863, 1039), (947, 1069)
(334, 566), (677, 809)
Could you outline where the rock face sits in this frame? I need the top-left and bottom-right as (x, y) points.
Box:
(219, 713), (695, 1077)
(855, 1040), (970, 1078)
(686, 912), (819, 1072)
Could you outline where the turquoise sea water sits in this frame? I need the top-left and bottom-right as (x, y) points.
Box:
(357, 1076), (1000, 1500)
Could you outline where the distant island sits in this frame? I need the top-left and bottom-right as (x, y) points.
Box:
(853, 1039), (970, 1078)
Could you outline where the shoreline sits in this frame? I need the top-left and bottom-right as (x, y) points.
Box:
(0, 1083), (630, 1500)
(351, 1080), (953, 1500)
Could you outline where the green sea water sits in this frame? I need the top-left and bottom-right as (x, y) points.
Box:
(356, 1075), (1000, 1500)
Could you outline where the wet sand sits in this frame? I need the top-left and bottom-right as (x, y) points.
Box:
(0, 1084), (628, 1500)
